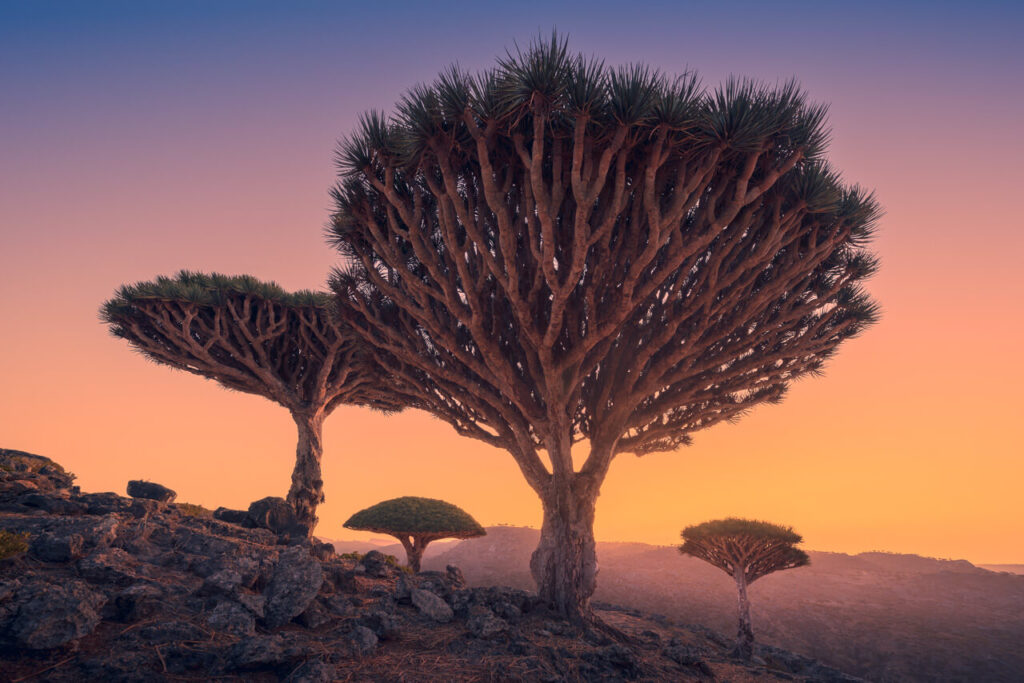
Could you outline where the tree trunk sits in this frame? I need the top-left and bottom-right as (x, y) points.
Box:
(733, 570), (755, 660)
(397, 535), (428, 572)
(286, 411), (325, 536)
(530, 481), (599, 625)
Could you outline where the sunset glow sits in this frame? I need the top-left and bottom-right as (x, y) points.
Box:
(2, 1), (1021, 563)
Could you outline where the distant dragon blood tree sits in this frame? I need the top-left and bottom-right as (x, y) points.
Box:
(101, 271), (401, 533)
(328, 34), (879, 625)
(680, 518), (810, 659)
(343, 496), (486, 571)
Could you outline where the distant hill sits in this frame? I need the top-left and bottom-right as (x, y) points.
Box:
(978, 564), (1024, 575)
(420, 526), (1024, 683)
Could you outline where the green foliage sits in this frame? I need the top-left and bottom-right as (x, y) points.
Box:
(344, 497), (486, 536)
(101, 270), (329, 325)
(176, 503), (213, 518)
(681, 517), (803, 544)
(0, 530), (30, 560)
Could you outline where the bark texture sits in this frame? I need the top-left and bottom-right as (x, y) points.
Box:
(734, 571), (755, 660)
(286, 412), (326, 532)
(530, 484), (599, 623)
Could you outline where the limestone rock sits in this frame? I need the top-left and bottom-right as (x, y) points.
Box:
(126, 480), (176, 503)
(411, 587), (453, 623)
(7, 579), (106, 649)
(263, 546), (323, 628)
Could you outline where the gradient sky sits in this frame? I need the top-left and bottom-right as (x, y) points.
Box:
(2, 1), (1022, 563)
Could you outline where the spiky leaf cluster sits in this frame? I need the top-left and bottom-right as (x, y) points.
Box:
(101, 270), (401, 414)
(328, 33), (880, 490)
(344, 496), (486, 537)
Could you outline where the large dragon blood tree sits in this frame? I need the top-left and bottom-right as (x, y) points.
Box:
(101, 271), (402, 533)
(328, 34), (880, 624)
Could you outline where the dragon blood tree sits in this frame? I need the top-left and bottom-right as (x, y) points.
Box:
(680, 518), (810, 659)
(343, 496), (486, 571)
(101, 271), (402, 533)
(328, 34), (879, 624)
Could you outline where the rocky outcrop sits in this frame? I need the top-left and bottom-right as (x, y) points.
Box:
(0, 448), (863, 681)
(126, 480), (176, 503)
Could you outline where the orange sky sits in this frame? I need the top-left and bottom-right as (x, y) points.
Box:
(2, 3), (1022, 564)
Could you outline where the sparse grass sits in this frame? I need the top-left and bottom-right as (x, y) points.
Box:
(176, 503), (213, 518)
(0, 530), (30, 560)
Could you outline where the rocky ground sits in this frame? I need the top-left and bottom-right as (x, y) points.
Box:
(0, 448), (860, 682)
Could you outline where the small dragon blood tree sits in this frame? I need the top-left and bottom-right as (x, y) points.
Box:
(101, 271), (403, 534)
(344, 496), (486, 571)
(679, 518), (810, 659)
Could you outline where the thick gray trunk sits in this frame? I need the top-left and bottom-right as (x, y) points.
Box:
(286, 411), (325, 536)
(734, 570), (755, 659)
(398, 535), (428, 573)
(530, 483), (599, 624)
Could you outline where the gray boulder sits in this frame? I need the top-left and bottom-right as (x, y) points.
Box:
(359, 550), (389, 577)
(263, 546), (323, 628)
(247, 497), (309, 540)
(206, 600), (255, 636)
(30, 531), (83, 563)
(346, 625), (378, 656)
(466, 607), (508, 639)
(7, 580), (106, 649)
(411, 587), (454, 623)
(213, 507), (249, 525)
(286, 658), (337, 683)
(126, 480), (176, 503)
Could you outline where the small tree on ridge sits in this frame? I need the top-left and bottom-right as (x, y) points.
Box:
(679, 518), (810, 659)
(344, 496), (486, 571)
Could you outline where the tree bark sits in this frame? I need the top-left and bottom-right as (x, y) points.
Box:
(733, 570), (755, 660)
(397, 534), (429, 572)
(286, 411), (325, 536)
(530, 481), (600, 624)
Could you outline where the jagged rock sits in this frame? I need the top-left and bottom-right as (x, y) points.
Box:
(359, 549), (389, 577)
(360, 609), (402, 640)
(127, 499), (159, 519)
(78, 548), (138, 585)
(112, 582), (163, 622)
(286, 658), (337, 683)
(296, 599), (332, 629)
(206, 600), (255, 636)
(411, 587), (454, 623)
(416, 570), (452, 599)
(201, 568), (243, 596)
(78, 492), (125, 515)
(87, 514), (121, 547)
(325, 594), (355, 617)
(393, 570), (414, 602)
(236, 591), (266, 617)
(446, 564), (467, 589)
(213, 507), (249, 525)
(30, 531), (83, 562)
(263, 545), (323, 628)
(582, 644), (643, 680)
(310, 539), (335, 562)
(346, 624), (379, 655)
(7, 579), (106, 649)
(466, 607), (508, 638)
(20, 492), (85, 514)
(126, 480), (176, 503)
(664, 643), (714, 676)
(247, 496), (308, 539)
(137, 620), (206, 644)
